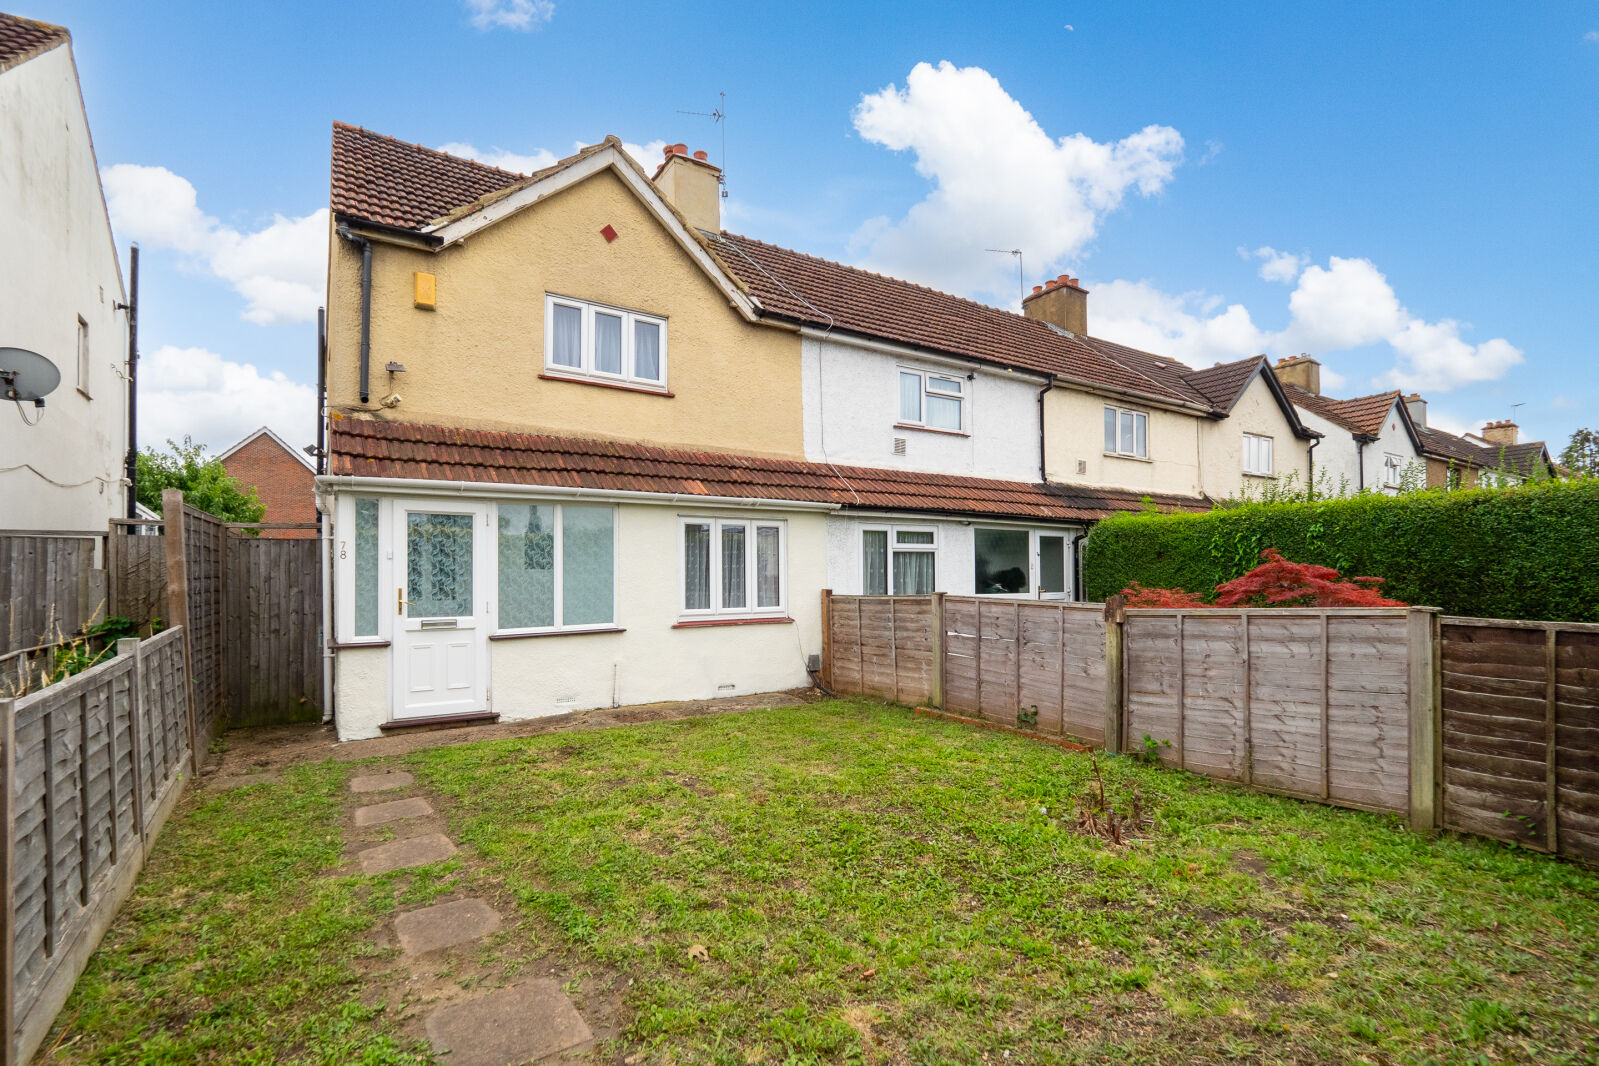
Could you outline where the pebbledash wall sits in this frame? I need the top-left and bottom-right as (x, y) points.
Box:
(329, 495), (828, 740)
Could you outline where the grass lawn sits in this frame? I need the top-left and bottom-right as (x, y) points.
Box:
(45, 699), (1599, 1064)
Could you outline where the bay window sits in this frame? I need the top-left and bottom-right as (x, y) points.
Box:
(1103, 405), (1148, 458)
(544, 294), (667, 388)
(862, 526), (937, 595)
(898, 368), (964, 431)
(497, 503), (615, 631)
(682, 518), (786, 617)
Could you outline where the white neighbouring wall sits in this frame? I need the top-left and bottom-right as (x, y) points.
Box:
(329, 493), (828, 741)
(0, 39), (129, 532)
(800, 332), (1048, 483)
(1293, 397), (1423, 496)
(824, 513), (1085, 600)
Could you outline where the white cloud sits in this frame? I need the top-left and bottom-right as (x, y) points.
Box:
(1091, 279), (1270, 367)
(1279, 256), (1407, 353)
(849, 61), (1183, 301)
(140, 346), (315, 454)
(1585, 30), (1599, 43)
(437, 138), (670, 176)
(101, 164), (325, 325)
(1239, 245), (1306, 284)
(464, 0), (554, 31)
(1381, 318), (1523, 392)
(1198, 139), (1224, 165)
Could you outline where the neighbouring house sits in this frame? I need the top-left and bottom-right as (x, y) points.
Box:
(217, 425), (317, 537)
(1404, 398), (1555, 488)
(1273, 356), (1425, 494)
(0, 12), (129, 535)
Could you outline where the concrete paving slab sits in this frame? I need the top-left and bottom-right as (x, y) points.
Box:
(353, 796), (434, 826)
(357, 833), (456, 874)
(350, 771), (414, 793)
(425, 980), (593, 1066)
(395, 897), (502, 956)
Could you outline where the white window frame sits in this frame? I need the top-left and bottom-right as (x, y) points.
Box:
(974, 526), (1074, 599)
(678, 517), (787, 619)
(492, 502), (620, 636)
(1103, 405), (1149, 458)
(1382, 453), (1404, 488)
(76, 316), (90, 397)
(897, 366), (965, 432)
(860, 525), (938, 595)
(335, 494), (392, 644)
(543, 293), (668, 389)
(1243, 432), (1273, 476)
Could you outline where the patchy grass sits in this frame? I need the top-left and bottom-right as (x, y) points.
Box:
(42, 763), (439, 1065)
(408, 699), (1599, 1065)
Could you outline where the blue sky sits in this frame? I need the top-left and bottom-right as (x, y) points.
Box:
(26, 0), (1599, 455)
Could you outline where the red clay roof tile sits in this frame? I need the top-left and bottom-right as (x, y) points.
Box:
(0, 11), (68, 71)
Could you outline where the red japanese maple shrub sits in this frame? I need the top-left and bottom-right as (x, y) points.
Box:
(1212, 549), (1405, 607)
(1121, 582), (1211, 609)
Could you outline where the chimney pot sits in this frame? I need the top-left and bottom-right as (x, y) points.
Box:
(662, 145), (674, 158)
(1057, 274), (1070, 283)
(1032, 285), (1043, 294)
(653, 142), (720, 232)
(1480, 419), (1519, 445)
(693, 149), (708, 161)
(1023, 274), (1088, 332)
(673, 143), (688, 155)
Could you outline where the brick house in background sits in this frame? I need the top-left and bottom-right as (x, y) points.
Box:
(218, 426), (317, 537)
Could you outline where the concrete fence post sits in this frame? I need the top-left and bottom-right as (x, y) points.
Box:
(1103, 594), (1126, 754)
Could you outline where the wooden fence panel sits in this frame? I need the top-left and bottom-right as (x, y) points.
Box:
(224, 536), (322, 727)
(1556, 630), (1599, 865)
(890, 598), (937, 708)
(3, 628), (191, 1066)
(943, 598), (979, 715)
(1179, 614), (1247, 781)
(1248, 616), (1325, 797)
(858, 598), (898, 702)
(106, 528), (165, 627)
(1017, 604), (1065, 733)
(0, 537), (102, 658)
(1060, 607), (1107, 746)
(975, 602), (1019, 725)
(1326, 615), (1411, 812)
(182, 507), (227, 753)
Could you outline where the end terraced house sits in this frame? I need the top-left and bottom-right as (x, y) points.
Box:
(317, 126), (1430, 739)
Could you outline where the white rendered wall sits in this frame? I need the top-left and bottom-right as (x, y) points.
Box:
(1294, 399), (1422, 496)
(1360, 399), (1423, 492)
(800, 334), (1046, 482)
(824, 513), (1084, 600)
(330, 495), (827, 740)
(0, 44), (128, 531)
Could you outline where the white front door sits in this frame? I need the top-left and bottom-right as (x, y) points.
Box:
(392, 503), (490, 721)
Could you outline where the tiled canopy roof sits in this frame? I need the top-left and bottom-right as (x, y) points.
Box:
(329, 418), (1211, 522)
(1282, 384), (1403, 437)
(0, 12), (67, 71)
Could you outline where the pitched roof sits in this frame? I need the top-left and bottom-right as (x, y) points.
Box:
(1416, 426), (1550, 475)
(331, 122), (527, 231)
(1183, 356), (1267, 412)
(328, 418), (1211, 522)
(1282, 385), (1405, 438)
(0, 11), (68, 72)
(218, 425), (315, 470)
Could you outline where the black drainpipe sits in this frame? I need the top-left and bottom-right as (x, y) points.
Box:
(1356, 437), (1368, 492)
(337, 224), (373, 404)
(1037, 379), (1055, 481)
(1306, 434), (1319, 495)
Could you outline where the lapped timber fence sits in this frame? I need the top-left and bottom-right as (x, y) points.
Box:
(821, 591), (1598, 866)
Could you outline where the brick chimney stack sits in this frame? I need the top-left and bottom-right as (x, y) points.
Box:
(652, 143), (721, 233)
(1403, 392), (1427, 428)
(1021, 275), (1088, 335)
(1274, 355), (1321, 396)
(1480, 419), (1519, 446)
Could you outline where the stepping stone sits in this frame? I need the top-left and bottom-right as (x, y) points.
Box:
(353, 796), (434, 826)
(357, 833), (456, 874)
(395, 898), (502, 956)
(425, 980), (593, 1066)
(350, 771), (414, 793)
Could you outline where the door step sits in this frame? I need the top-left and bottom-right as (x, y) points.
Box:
(379, 711), (500, 733)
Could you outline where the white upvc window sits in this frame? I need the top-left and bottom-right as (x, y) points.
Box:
(974, 527), (1072, 598)
(544, 294), (667, 388)
(1103, 405), (1148, 458)
(861, 525), (937, 595)
(1243, 433), (1273, 476)
(1382, 453), (1404, 488)
(898, 367), (964, 431)
(680, 517), (786, 618)
(495, 503), (617, 633)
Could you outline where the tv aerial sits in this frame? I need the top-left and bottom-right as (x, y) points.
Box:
(677, 91), (728, 198)
(1, 347), (60, 425)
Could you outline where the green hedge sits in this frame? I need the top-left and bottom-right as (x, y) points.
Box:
(1082, 478), (1599, 621)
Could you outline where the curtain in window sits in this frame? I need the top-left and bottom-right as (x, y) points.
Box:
(552, 304), (582, 367)
(756, 525), (781, 607)
(684, 523), (711, 610)
(893, 551), (935, 595)
(634, 320), (661, 381)
(595, 312), (623, 375)
(353, 498), (380, 635)
(862, 530), (888, 595)
(721, 523), (747, 609)
(1119, 411), (1134, 454)
(562, 505), (614, 625)
(1104, 407), (1117, 452)
(899, 372), (922, 422)
(497, 503), (555, 628)
(926, 393), (961, 430)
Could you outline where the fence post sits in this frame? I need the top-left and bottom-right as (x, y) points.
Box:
(2, 697), (16, 1066)
(1103, 594), (1126, 754)
(1407, 607), (1440, 831)
(820, 589), (832, 692)
(1544, 627), (1559, 854)
(929, 593), (946, 710)
(161, 491), (200, 775)
(118, 638), (146, 845)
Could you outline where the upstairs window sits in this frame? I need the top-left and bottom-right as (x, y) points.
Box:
(898, 368), (964, 431)
(1383, 453), (1404, 488)
(544, 294), (666, 389)
(1243, 433), (1273, 476)
(1103, 405), (1148, 458)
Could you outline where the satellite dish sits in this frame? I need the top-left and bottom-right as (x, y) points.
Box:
(0, 347), (61, 406)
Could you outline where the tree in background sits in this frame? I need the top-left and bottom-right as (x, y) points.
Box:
(136, 436), (264, 523)
(1560, 428), (1599, 478)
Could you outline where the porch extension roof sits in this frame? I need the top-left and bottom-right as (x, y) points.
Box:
(328, 418), (1211, 523)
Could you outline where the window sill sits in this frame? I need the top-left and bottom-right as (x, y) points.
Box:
(672, 616), (794, 629)
(893, 422), (969, 438)
(489, 626), (626, 641)
(1242, 471), (1276, 480)
(539, 372), (672, 397)
(1103, 452), (1152, 464)
(330, 639), (390, 649)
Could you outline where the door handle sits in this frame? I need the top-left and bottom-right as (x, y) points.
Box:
(397, 587), (417, 614)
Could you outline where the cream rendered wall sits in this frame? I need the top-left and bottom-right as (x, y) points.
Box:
(1043, 388), (1202, 496)
(799, 335), (1046, 482)
(330, 495), (826, 740)
(326, 167), (803, 459)
(1197, 373), (1309, 499)
(0, 44), (128, 531)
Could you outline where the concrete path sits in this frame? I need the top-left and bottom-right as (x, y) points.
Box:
(346, 765), (595, 1064)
